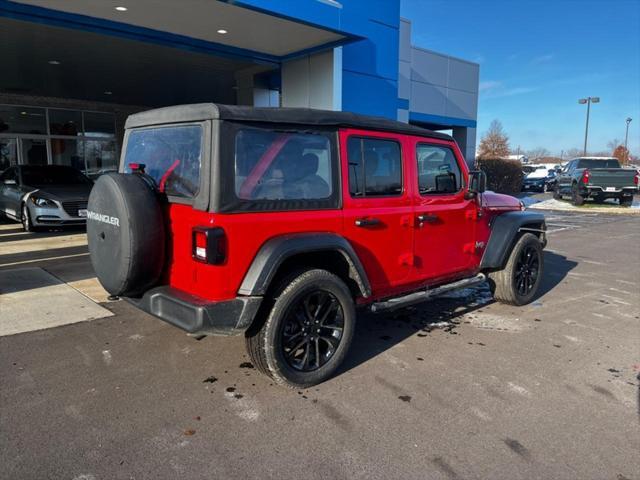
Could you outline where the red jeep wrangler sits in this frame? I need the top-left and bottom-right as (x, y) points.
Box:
(87, 104), (546, 388)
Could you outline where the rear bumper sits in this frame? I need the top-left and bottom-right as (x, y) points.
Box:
(125, 286), (262, 336)
(583, 186), (637, 196)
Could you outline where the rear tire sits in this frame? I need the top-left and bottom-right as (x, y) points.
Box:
(245, 269), (356, 389)
(571, 183), (585, 206)
(487, 233), (543, 306)
(620, 196), (633, 207)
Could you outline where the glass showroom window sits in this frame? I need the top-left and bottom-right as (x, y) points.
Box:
(0, 105), (47, 134)
(84, 139), (117, 178)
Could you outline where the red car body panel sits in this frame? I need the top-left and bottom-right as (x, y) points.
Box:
(162, 128), (520, 304)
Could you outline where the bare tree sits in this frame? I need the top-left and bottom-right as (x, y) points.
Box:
(565, 148), (583, 159)
(607, 138), (622, 152)
(477, 120), (510, 159)
(527, 147), (550, 160)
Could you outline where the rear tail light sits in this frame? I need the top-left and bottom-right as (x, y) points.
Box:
(129, 163), (146, 174)
(192, 227), (226, 264)
(634, 172), (639, 186)
(581, 169), (590, 184)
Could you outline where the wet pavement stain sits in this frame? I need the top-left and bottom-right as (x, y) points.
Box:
(239, 362), (254, 369)
(398, 395), (412, 402)
(226, 387), (236, 393)
(504, 438), (531, 461)
(202, 376), (217, 383)
(431, 457), (460, 479)
(590, 385), (615, 399)
(183, 429), (196, 436)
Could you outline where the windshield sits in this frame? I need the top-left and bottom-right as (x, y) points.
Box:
(22, 166), (92, 186)
(576, 159), (620, 169)
(124, 124), (202, 198)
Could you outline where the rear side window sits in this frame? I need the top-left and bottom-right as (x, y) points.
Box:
(235, 129), (332, 201)
(347, 137), (402, 197)
(416, 144), (462, 194)
(124, 124), (202, 198)
(576, 159), (621, 169)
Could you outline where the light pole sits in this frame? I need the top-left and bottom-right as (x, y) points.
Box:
(578, 97), (600, 156)
(624, 117), (632, 163)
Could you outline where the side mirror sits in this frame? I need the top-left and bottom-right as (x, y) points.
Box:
(465, 170), (486, 199)
(3, 179), (16, 185)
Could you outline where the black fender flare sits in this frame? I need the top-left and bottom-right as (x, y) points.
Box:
(238, 233), (371, 298)
(480, 211), (546, 270)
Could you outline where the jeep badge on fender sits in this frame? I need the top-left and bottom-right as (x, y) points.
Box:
(87, 103), (546, 388)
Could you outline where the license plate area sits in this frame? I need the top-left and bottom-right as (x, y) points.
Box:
(78, 209), (88, 217)
(605, 187), (616, 192)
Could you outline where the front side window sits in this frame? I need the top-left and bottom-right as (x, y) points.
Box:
(416, 144), (462, 195)
(124, 124), (202, 199)
(235, 129), (332, 201)
(347, 137), (402, 197)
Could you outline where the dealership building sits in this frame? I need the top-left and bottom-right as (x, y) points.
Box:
(0, 0), (479, 175)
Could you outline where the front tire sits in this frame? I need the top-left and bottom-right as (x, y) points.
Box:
(553, 185), (562, 200)
(487, 233), (544, 306)
(21, 204), (38, 232)
(245, 269), (356, 388)
(571, 183), (585, 206)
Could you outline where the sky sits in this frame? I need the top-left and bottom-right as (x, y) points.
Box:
(400, 0), (640, 157)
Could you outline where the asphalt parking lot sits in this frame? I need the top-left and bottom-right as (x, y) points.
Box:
(1, 204), (639, 480)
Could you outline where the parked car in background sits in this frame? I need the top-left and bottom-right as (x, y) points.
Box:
(544, 169), (558, 191)
(0, 165), (93, 231)
(554, 157), (639, 206)
(522, 165), (556, 192)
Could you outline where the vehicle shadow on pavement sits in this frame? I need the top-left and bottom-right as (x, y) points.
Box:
(537, 251), (578, 298)
(337, 250), (578, 377)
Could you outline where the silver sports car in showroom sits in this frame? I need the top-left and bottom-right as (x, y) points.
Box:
(0, 165), (93, 232)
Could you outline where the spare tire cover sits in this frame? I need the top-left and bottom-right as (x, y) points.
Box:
(87, 173), (165, 297)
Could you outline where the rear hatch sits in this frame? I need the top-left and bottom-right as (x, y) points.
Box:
(586, 169), (637, 189)
(121, 122), (227, 299)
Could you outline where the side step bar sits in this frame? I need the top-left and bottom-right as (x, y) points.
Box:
(370, 273), (486, 313)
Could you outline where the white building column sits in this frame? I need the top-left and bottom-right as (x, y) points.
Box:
(453, 127), (477, 167)
(281, 48), (342, 110)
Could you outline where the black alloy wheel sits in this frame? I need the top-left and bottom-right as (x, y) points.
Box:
(514, 245), (540, 297)
(245, 268), (356, 388)
(281, 290), (344, 372)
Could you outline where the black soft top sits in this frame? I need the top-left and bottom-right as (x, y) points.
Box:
(125, 103), (452, 141)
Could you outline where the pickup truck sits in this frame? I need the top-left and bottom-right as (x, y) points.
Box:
(554, 157), (639, 206)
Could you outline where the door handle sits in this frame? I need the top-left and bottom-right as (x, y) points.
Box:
(355, 217), (381, 227)
(416, 214), (438, 226)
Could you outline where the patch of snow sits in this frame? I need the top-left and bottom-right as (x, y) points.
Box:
(470, 407), (492, 421)
(466, 313), (526, 332)
(563, 335), (580, 343)
(529, 197), (640, 214)
(507, 382), (532, 397)
(101, 350), (112, 365)
(519, 196), (541, 207)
